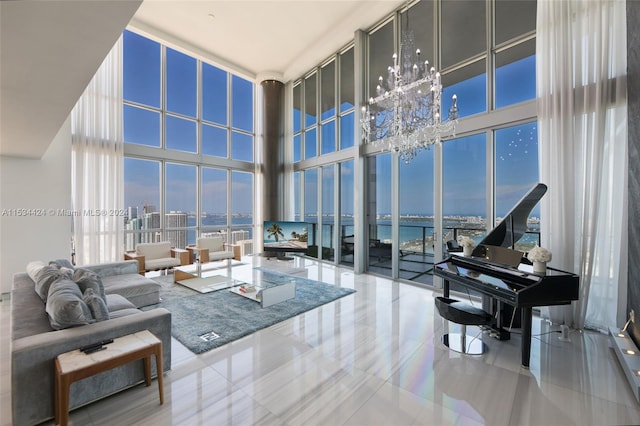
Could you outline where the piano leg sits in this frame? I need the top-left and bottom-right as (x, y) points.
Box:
(486, 297), (511, 341)
(521, 307), (533, 368)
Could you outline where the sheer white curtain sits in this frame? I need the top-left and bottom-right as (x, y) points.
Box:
(537, 0), (627, 331)
(71, 37), (124, 265)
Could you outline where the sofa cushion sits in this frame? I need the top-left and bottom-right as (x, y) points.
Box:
(33, 265), (73, 303)
(145, 257), (181, 271)
(197, 236), (224, 252)
(209, 250), (234, 261)
(73, 268), (106, 302)
(83, 260), (139, 278)
(105, 294), (137, 312)
(45, 279), (93, 329)
(136, 241), (172, 260)
(103, 274), (161, 308)
(83, 288), (110, 322)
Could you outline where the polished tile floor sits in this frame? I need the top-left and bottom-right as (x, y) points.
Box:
(3, 255), (640, 425)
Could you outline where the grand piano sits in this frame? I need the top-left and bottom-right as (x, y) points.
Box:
(434, 183), (579, 368)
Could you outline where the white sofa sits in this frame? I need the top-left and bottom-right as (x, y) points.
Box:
(125, 241), (189, 274)
(187, 236), (234, 263)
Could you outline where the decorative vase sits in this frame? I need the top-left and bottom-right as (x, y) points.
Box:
(533, 261), (547, 274)
(463, 246), (473, 256)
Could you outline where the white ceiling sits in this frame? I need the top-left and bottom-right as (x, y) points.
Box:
(0, 0), (142, 159)
(130, 0), (405, 81)
(0, 0), (404, 159)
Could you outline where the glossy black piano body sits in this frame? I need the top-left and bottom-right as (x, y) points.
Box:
(434, 256), (578, 367)
(434, 183), (579, 367)
(436, 256), (579, 307)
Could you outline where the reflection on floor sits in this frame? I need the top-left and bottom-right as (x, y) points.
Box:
(366, 251), (435, 285)
(2, 255), (640, 425)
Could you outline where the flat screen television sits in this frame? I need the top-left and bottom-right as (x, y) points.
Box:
(263, 221), (308, 259)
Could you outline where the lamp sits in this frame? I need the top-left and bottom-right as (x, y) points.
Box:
(361, 7), (458, 163)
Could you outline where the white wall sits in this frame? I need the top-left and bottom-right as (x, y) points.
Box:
(0, 117), (72, 294)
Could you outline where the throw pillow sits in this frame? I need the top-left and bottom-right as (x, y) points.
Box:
(73, 268), (106, 302)
(59, 267), (75, 276)
(26, 261), (46, 282)
(45, 279), (93, 330)
(33, 265), (73, 303)
(49, 258), (75, 270)
(83, 288), (110, 322)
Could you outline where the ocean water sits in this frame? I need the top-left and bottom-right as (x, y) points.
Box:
(313, 217), (540, 251)
(181, 214), (540, 251)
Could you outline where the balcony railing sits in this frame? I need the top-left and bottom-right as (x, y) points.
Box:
(308, 222), (540, 257)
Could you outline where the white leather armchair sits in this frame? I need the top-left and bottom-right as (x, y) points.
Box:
(124, 241), (189, 274)
(187, 236), (234, 263)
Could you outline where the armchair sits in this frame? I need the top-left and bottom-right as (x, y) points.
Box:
(187, 236), (234, 263)
(124, 241), (189, 274)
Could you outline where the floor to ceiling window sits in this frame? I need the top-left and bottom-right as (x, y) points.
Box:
(230, 171), (254, 243)
(293, 171), (302, 221)
(375, 0), (536, 281)
(292, 45), (356, 262)
(231, 76), (254, 162)
(339, 160), (355, 265)
(304, 169), (318, 258)
(165, 163), (196, 248)
(399, 147), (435, 284)
(339, 48), (355, 150)
(495, 122), (540, 251)
(304, 73), (318, 160)
(322, 164), (336, 261)
(293, 85), (302, 163)
(290, 0), (537, 284)
(122, 29), (255, 251)
(442, 134), (487, 243)
(367, 153), (393, 278)
(200, 167), (227, 233)
(363, 18), (395, 278)
(123, 158), (160, 249)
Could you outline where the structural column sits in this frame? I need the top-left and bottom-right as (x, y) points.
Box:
(260, 78), (285, 222)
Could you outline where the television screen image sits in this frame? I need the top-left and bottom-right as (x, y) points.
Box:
(263, 221), (308, 253)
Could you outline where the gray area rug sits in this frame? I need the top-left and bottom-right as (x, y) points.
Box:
(145, 269), (356, 354)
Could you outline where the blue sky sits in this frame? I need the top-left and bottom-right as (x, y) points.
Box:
(123, 30), (254, 216)
(361, 55), (538, 217)
(123, 29), (538, 219)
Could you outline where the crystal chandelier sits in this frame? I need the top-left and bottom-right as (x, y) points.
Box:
(361, 26), (458, 163)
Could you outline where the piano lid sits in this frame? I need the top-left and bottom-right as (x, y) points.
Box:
(472, 183), (547, 252)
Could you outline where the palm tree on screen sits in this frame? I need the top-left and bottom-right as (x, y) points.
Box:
(291, 229), (308, 242)
(266, 223), (284, 242)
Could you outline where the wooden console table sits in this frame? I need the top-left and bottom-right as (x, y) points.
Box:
(54, 330), (164, 426)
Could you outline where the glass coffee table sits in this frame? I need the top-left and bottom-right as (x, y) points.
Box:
(174, 263), (240, 293)
(228, 272), (296, 308)
(174, 264), (296, 307)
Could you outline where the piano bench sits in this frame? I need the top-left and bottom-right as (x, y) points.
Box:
(435, 296), (493, 355)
